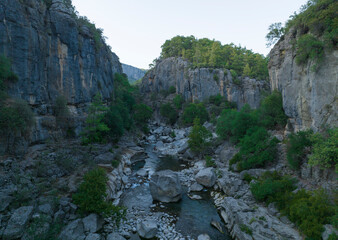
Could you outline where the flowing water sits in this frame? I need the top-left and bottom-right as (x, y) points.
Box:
(129, 144), (231, 239)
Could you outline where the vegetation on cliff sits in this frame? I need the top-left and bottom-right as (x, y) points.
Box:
(159, 35), (269, 80)
(0, 56), (34, 139)
(266, 0), (337, 69)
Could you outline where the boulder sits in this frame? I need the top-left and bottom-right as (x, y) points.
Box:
(195, 168), (216, 187)
(189, 182), (204, 192)
(94, 152), (115, 164)
(322, 225), (338, 240)
(82, 214), (103, 233)
(58, 219), (85, 240)
(183, 149), (195, 159)
(197, 234), (211, 240)
(3, 206), (33, 239)
(85, 233), (101, 240)
(38, 203), (53, 215)
(106, 233), (126, 240)
(149, 170), (182, 202)
(137, 220), (158, 239)
(120, 185), (153, 210)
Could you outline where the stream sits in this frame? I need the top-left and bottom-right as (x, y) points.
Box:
(129, 144), (231, 240)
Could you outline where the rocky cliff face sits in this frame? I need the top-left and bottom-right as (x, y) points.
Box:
(269, 28), (338, 132)
(0, 0), (122, 150)
(122, 63), (146, 83)
(140, 57), (269, 109)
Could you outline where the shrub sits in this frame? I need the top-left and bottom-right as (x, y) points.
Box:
(0, 99), (34, 137)
(73, 168), (126, 222)
(188, 118), (212, 154)
(81, 94), (110, 144)
(0, 55), (18, 91)
(286, 130), (313, 169)
(251, 171), (297, 203)
(308, 128), (337, 172)
(213, 73), (219, 83)
(209, 94), (223, 106)
(173, 94), (184, 109)
(235, 127), (279, 170)
(160, 103), (178, 125)
(240, 224), (252, 235)
(259, 90), (287, 129)
(216, 105), (257, 143)
(169, 86), (176, 94)
(182, 103), (209, 125)
(295, 34), (324, 70)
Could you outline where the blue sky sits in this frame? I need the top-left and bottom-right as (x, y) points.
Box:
(72, 0), (307, 69)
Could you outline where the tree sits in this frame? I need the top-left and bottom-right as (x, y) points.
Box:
(266, 22), (285, 47)
(182, 103), (209, 125)
(243, 63), (252, 77)
(82, 94), (110, 144)
(160, 103), (178, 125)
(188, 118), (212, 154)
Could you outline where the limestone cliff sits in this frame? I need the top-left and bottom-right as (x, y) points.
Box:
(269, 28), (338, 131)
(0, 0), (122, 152)
(140, 57), (269, 109)
(122, 63), (146, 84)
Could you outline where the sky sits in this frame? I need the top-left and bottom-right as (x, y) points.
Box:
(72, 0), (306, 69)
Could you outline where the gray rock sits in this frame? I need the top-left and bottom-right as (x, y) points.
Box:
(54, 209), (66, 222)
(94, 152), (115, 164)
(106, 232), (126, 240)
(120, 185), (153, 210)
(38, 203), (53, 215)
(3, 206), (33, 239)
(188, 194), (202, 200)
(177, 142), (189, 154)
(149, 170), (182, 202)
(269, 27), (337, 131)
(195, 168), (216, 187)
(58, 219), (85, 240)
(197, 234), (211, 240)
(85, 233), (101, 240)
(140, 57), (268, 110)
(122, 63), (146, 83)
(183, 149), (195, 160)
(82, 214), (103, 233)
(189, 182), (204, 192)
(137, 220), (158, 239)
(0, 194), (13, 212)
(136, 168), (148, 177)
(322, 224), (338, 240)
(0, 0), (122, 155)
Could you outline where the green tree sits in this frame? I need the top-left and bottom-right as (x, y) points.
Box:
(82, 94), (110, 144)
(133, 103), (153, 126)
(242, 63), (252, 77)
(182, 103), (209, 125)
(73, 167), (126, 223)
(173, 94), (184, 109)
(188, 118), (212, 154)
(265, 22), (285, 47)
(160, 103), (178, 125)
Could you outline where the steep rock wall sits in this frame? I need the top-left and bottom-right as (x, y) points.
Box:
(0, 0), (122, 152)
(122, 63), (146, 83)
(140, 57), (269, 109)
(269, 29), (338, 131)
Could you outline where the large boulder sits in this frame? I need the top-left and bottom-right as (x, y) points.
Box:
(120, 185), (153, 210)
(149, 170), (182, 202)
(107, 233), (126, 240)
(82, 214), (103, 233)
(195, 168), (216, 187)
(3, 206), (33, 239)
(58, 219), (85, 240)
(137, 220), (158, 239)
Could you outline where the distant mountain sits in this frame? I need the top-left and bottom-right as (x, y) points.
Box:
(122, 63), (147, 84)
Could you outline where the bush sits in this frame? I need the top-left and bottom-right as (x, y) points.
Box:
(205, 155), (216, 167)
(0, 99), (34, 137)
(286, 130), (313, 169)
(235, 127), (279, 170)
(160, 103), (178, 125)
(188, 118), (212, 154)
(209, 94), (223, 106)
(73, 168), (126, 222)
(182, 103), (209, 125)
(216, 105), (257, 143)
(173, 94), (184, 109)
(295, 34), (324, 70)
(251, 171), (297, 203)
(0, 55), (18, 91)
(308, 128), (338, 172)
(259, 90), (287, 129)
(251, 171), (335, 239)
(169, 86), (176, 94)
